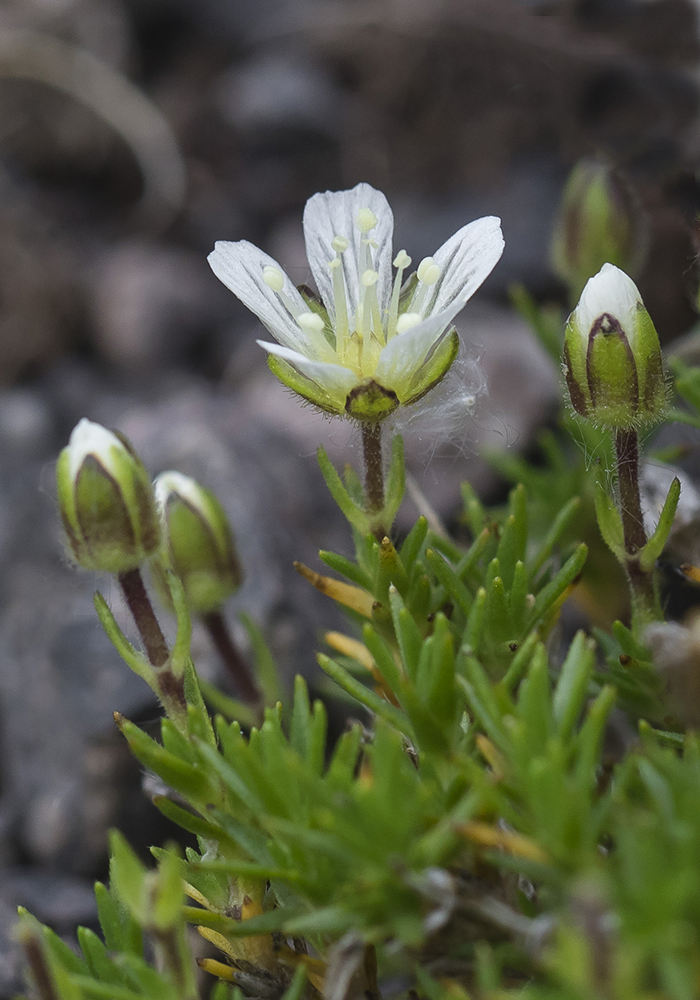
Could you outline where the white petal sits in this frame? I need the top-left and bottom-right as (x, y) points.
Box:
(257, 340), (359, 397)
(575, 263), (641, 336)
(374, 310), (452, 387)
(421, 216), (504, 322)
(303, 183), (394, 322)
(208, 241), (331, 359)
(154, 471), (207, 516)
(68, 418), (124, 481)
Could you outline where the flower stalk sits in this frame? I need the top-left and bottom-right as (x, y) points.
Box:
(613, 428), (658, 631)
(362, 422), (386, 538)
(118, 567), (188, 722)
(118, 567), (170, 668)
(202, 610), (259, 705)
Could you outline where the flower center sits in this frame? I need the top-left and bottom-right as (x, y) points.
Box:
(324, 209), (442, 375)
(262, 207), (443, 378)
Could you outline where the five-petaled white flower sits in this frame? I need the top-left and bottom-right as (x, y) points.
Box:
(208, 183), (504, 421)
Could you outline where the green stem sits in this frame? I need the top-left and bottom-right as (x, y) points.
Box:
(362, 421), (386, 539)
(614, 428), (658, 631)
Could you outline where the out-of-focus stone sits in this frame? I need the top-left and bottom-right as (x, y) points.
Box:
(0, 389), (53, 457)
(216, 52), (344, 135)
(90, 240), (228, 371)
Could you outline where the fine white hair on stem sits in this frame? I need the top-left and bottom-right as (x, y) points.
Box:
(391, 343), (488, 459)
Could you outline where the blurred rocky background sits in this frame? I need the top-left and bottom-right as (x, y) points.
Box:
(1, 0), (700, 992)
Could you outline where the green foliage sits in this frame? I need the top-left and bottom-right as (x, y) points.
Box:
(28, 282), (700, 1000)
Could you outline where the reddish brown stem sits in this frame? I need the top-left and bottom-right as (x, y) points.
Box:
(203, 610), (260, 704)
(118, 568), (169, 667)
(118, 568), (187, 719)
(362, 422), (386, 540)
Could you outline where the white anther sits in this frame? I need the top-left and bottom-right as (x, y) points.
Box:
(298, 311), (325, 332)
(396, 312), (422, 333)
(393, 250), (411, 269)
(417, 257), (440, 285)
(328, 258), (341, 270)
(361, 269), (379, 287)
(263, 266), (285, 292)
(356, 208), (378, 233)
(332, 236), (349, 252)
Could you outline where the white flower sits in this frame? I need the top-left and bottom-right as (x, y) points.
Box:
(208, 182), (504, 420)
(563, 262), (667, 428)
(574, 263), (642, 345)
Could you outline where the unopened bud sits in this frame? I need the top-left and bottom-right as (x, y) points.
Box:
(56, 419), (160, 573)
(551, 159), (644, 301)
(154, 472), (242, 613)
(563, 264), (667, 429)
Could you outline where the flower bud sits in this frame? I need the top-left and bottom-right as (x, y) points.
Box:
(57, 419), (160, 573)
(154, 472), (242, 613)
(551, 159), (644, 301)
(563, 263), (667, 429)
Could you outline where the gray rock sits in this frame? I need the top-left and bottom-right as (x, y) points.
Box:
(216, 51), (344, 135)
(89, 240), (230, 372)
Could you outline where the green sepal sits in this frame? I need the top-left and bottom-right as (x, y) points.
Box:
(633, 305), (668, 423)
(267, 354), (346, 416)
(345, 379), (399, 420)
(156, 476), (242, 615)
(587, 319), (639, 428)
(400, 328), (459, 406)
(563, 315), (591, 418)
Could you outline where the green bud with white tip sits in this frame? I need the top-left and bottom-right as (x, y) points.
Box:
(551, 159), (644, 301)
(154, 471), (242, 614)
(563, 263), (667, 429)
(56, 418), (160, 573)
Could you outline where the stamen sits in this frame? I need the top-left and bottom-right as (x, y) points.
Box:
(356, 208), (377, 234)
(361, 270), (379, 287)
(396, 312), (421, 334)
(263, 264), (301, 318)
(329, 256), (349, 360)
(298, 311), (326, 334)
(387, 249), (412, 340)
(412, 256), (442, 315)
(332, 235), (349, 253)
(362, 269), (383, 345)
(417, 256), (440, 285)
(263, 265), (285, 292)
